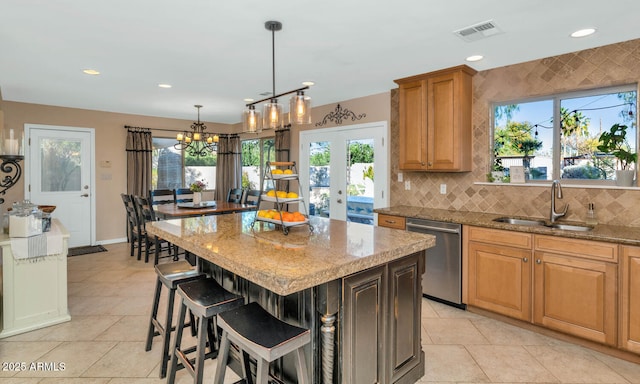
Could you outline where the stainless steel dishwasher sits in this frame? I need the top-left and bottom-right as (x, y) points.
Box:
(406, 218), (464, 308)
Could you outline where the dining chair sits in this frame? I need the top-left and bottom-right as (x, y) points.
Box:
(175, 188), (194, 203)
(123, 194), (146, 260)
(134, 195), (176, 263)
(149, 189), (176, 205)
(227, 188), (244, 204)
(243, 189), (261, 206)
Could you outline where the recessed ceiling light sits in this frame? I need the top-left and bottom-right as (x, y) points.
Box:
(302, 81), (315, 86)
(466, 55), (484, 62)
(158, 83), (172, 88)
(570, 28), (596, 38)
(82, 69), (100, 75)
(243, 98), (255, 103)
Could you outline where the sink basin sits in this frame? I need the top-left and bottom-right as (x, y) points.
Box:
(547, 223), (593, 231)
(493, 217), (546, 226)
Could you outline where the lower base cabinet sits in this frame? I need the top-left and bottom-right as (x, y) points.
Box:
(343, 252), (424, 384)
(621, 245), (640, 353)
(465, 226), (619, 347)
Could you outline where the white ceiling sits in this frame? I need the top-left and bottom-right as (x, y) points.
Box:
(1, 0), (639, 125)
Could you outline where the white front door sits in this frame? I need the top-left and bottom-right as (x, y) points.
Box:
(299, 122), (388, 222)
(26, 124), (95, 247)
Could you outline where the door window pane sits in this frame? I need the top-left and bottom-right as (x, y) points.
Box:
(308, 141), (330, 218)
(346, 139), (374, 224)
(40, 138), (81, 191)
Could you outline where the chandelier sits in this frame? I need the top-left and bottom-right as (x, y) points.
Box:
(175, 105), (219, 157)
(242, 21), (312, 133)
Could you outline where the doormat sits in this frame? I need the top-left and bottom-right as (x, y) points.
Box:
(68, 245), (107, 257)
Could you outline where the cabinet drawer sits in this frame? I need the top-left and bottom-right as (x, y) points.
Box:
(466, 226), (532, 249)
(378, 214), (406, 230)
(534, 235), (617, 263)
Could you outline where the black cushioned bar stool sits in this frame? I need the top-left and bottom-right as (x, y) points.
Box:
(213, 302), (311, 384)
(167, 278), (245, 384)
(145, 260), (204, 378)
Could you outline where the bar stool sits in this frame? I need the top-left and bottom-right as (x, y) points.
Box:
(145, 260), (205, 378)
(167, 277), (245, 384)
(213, 302), (311, 384)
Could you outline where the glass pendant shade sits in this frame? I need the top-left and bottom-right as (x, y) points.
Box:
(289, 91), (312, 125)
(243, 105), (262, 133)
(263, 99), (283, 130)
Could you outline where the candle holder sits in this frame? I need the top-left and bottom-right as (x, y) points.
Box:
(0, 155), (24, 205)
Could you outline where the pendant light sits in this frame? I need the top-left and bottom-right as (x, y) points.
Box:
(243, 20), (312, 132)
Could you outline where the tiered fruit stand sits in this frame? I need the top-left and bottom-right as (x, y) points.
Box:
(252, 161), (313, 235)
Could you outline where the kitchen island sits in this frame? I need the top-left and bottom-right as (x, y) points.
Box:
(147, 212), (435, 384)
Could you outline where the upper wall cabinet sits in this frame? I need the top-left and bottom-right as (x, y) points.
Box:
(394, 65), (476, 172)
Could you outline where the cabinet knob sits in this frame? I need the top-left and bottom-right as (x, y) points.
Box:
(536, 259), (542, 264)
(523, 257), (528, 263)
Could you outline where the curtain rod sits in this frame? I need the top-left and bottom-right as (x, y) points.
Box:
(124, 125), (239, 137)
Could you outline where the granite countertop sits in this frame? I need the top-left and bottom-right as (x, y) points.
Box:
(147, 212), (435, 296)
(375, 206), (640, 246)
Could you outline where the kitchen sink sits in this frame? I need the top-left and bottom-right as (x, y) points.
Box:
(546, 223), (593, 231)
(493, 217), (546, 226)
(493, 217), (593, 231)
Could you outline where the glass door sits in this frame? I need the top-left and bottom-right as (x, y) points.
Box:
(299, 122), (388, 223)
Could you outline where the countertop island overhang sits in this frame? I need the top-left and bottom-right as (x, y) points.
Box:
(147, 212), (435, 384)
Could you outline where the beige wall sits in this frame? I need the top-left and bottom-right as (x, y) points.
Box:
(389, 38), (640, 227)
(2, 102), (234, 242)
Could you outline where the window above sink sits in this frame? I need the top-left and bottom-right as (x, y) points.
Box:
(492, 84), (637, 186)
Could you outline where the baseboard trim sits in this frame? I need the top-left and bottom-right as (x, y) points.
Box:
(96, 237), (127, 245)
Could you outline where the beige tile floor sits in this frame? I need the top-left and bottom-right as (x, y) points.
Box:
(0, 242), (639, 383)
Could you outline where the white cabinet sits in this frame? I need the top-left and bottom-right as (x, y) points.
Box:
(0, 220), (70, 338)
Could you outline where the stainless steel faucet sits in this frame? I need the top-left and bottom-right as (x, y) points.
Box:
(550, 180), (568, 223)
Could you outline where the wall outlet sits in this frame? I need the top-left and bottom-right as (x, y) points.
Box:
(405, 180), (411, 190)
(398, 172), (403, 182)
(440, 184), (447, 194)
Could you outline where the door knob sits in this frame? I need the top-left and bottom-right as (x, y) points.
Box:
(337, 199), (343, 204)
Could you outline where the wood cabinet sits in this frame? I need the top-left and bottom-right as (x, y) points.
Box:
(465, 226), (619, 346)
(465, 226), (533, 321)
(343, 252), (424, 384)
(533, 235), (618, 346)
(377, 213), (406, 230)
(620, 245), (640, 353)
(394, 65), (476, 172)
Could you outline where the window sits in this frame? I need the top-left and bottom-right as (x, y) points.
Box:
(152, 137), (217, 191)
(493, 85), (637, 183)
(241, 137), (275, 190)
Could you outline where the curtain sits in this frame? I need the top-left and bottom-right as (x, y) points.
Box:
(214, 134), (242, 200)
(126, 129), (153, 197)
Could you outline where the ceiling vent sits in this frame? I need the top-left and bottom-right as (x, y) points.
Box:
(454, 20), (503, 42)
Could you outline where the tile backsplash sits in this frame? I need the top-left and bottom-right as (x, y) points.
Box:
(389, 39), (640, 227)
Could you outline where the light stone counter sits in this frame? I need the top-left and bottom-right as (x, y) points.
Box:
(375, 205), (640, 246)
(147, 212), (435, 296)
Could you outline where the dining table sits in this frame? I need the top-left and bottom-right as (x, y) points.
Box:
(154, 200), (257, 219)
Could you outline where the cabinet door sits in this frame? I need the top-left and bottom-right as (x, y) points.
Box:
(426, 70), (473, 172)
(343, 265), (386, 384)
(398, 80), (427, 170)
(467, 241), (532, 320)
(377, 214), (406, 230)
(533, 251), (617, 346)
(620, 245), (640, 353)
(387, 253), (423, 383)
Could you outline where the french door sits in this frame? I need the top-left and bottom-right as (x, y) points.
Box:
(299, 122), (388, 223)
(26, 124), (95, 247)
